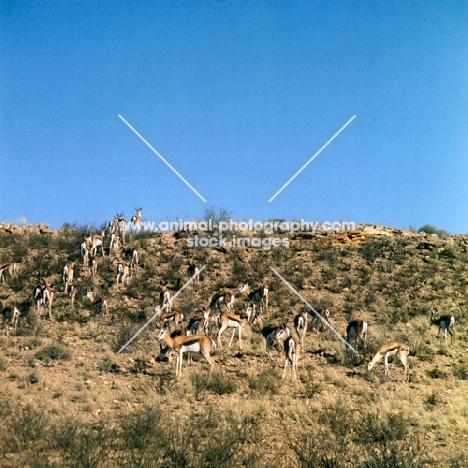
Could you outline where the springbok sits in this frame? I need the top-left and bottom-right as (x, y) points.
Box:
(346, 320), (368, 353)
(310, 308), (330, 334)
(187, 308), (210, 336)
(80, 241), (89, 265)
(2, 304), (20, 337)
(238, 282), (268, 314)
(187, 255), (200, 287)
(86, 291), (108, 316)
(41, 278), (54, 320)
(276, 330), (300, 381)
(68, 283), (76, 309)
(430, 309), (455, 346)
(86, 231), (106, 257)
(216, 311), (248, 349)
(131, 207), (143, 225)
(157, 328), (216, 378)
(368, 342), (410, 382)
(124, 248), (139, 269)
(251, 312), (291, 359)
(116, 213), (127, 245)
(157, 328), (191, 362)
(159, 284), (172, 313)
(62, 262), (74, 293)
(209, 290), (235, 312)
(154, 306), (184, 330)
(0, 263), (17, 283)
(293, 311), (308, 348)
(117, 262), (131, 286)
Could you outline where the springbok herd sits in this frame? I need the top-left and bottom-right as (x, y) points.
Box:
(0, 209), (457, 381)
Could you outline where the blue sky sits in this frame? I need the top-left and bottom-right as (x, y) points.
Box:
(1, 1), (467, 232)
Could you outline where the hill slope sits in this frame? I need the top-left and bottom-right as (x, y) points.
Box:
(0, 223), (467, 467)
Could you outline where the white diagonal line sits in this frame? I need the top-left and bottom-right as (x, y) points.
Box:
(117, 265), (206, 354)
(268, 115), (356, 202)
(269, 266), (359, 354)
(118, 114), (207, 202)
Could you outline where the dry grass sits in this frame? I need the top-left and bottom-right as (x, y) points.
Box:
(0, 225), (467, 466)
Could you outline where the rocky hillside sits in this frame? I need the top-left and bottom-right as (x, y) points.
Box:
(0, 222), (467, 467)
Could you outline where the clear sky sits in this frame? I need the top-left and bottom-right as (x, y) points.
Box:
(1, 1), (467, 232)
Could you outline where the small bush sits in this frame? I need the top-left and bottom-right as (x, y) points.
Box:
(248, 369), (281, 395)
(35, 342), (72, 361)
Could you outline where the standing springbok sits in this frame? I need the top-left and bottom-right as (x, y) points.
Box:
(86, 231), (105, 257)
(346, 320), (368, 353)
(116, 213), (127, 245)
(125, 248), (139, 269)
(430, 309), (455, 346)
(154, 306), (184, 331)
(159, 284), (172, 313)
(86, 291), (108, 316)
(293, 311), (308, 348)
(131, 207), (143, 225)
(187, 308), (210, 336)
(251, 312), (291, 359)
(80, 241), (89, 265)
(0, 263), (17, 283)
(209, 290), (235, 312)
(62, 262), (74, 293)
(68, 283), (76, 309)
(368, 342), (410, 381)
(216, 311), (248, 349)
(187, 256), (200, 288)
(238, 282), (268, 314)
(88, 255), (98, 277)
(42, 278), (53, 318)
(276, 329), (300, 381)
(157, 328), (216, 378)
(2, 304), (20, 337)
(117, 262), (131, 286)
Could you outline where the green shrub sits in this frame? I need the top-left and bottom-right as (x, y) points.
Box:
(35, 342), (72, 361)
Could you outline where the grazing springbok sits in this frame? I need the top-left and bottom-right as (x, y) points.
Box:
(159, 284), (172, 313)
(117, 262), (131, 286)
(187, 308), (210, 336)
(155, 306), (184, 330)
(216, 311), (248, 349)
(0, 263), (17, 283)
(430, 309), (455, 346)
(209, 290), (235, 312)
(276, 329), (300, 381)
(2, 302), (20, 337)
(368, 342), (410, 382)
(62, 262), (74, 293)
(310, 308), (330, 334)
(86, 231), (105, 257)
(251, 312), (291, 359)
(157, 328), (216, 378)
(346, 320), (368, 353)
(86, 291), (108, 316)
(293, 311), (308, 348)
(238, 282), (269, 314)
(157, 328), (191, 362)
